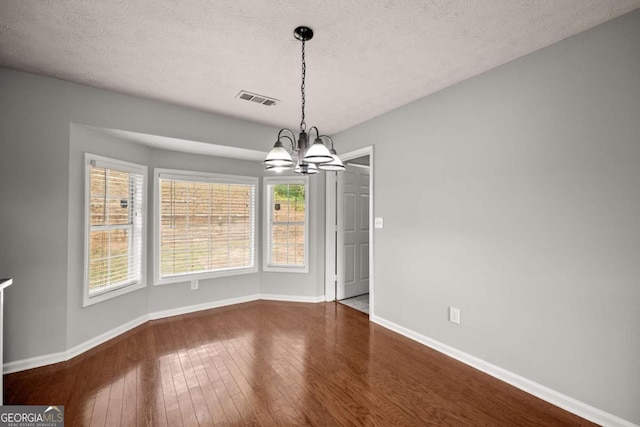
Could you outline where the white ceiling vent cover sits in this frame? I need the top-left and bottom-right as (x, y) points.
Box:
(236, 90), (278, 107)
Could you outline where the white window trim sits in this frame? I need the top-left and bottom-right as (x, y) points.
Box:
(154, 168), (258, 286)
(263, 175), (309, 273)
(83, 153), (148, 307)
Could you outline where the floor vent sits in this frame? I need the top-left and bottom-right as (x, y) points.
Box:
(236, 90), (278, 107)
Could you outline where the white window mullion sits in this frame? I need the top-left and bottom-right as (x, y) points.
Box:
(171, 180), (176, 274)
(105, 169), (112, 289)
(208, 183), (212, 271)
(186, 182), (191, 273)
(127, 176), (134, 284)
(227, 184), (231, 268)
(267, 185), (273, 266)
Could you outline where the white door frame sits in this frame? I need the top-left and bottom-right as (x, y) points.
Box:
(325, 146), (374, 316)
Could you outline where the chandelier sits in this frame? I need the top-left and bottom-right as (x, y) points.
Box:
(264, 26), (345, 174)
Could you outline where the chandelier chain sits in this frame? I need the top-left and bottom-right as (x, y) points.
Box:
(300, 39), (306, 132)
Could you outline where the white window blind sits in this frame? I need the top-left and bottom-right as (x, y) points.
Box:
(84, 154), (147, 305)
(264, 177), (309, 272)
(157, 171), (257, 284)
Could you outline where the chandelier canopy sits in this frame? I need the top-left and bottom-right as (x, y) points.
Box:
(264, 26), (345, 174)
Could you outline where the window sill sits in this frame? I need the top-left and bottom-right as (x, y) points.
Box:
(83, 281), (146, 307)
(263, 265), (309, 274)
(155, 266), (258, 286)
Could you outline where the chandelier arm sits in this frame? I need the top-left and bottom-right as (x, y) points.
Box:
(277, 128), (296, 139)
(279, 135), (296, 152)
(278, 128), (297, 145)
(308, 126), (320, 141)
(319, 135), (335, 149)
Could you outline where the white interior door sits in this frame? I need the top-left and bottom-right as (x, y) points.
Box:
(337, 163), (370, 300)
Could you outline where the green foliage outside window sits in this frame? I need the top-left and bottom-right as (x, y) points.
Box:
(274, 184), (305, 202)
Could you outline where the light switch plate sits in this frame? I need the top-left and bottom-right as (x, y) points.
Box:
(449, 307), (460, 324)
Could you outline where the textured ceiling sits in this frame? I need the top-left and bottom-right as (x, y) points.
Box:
(2, 0), (639, 134)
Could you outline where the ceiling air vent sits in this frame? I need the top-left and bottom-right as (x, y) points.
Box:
(236, 90), (278, 107)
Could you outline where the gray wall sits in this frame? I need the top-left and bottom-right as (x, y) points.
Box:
(336, 10), (640, 424)
(0, 70), (70, 359)
(0, 68), (326, 363)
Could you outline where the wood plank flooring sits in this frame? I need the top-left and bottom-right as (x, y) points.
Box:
(5, 301), (595, 426)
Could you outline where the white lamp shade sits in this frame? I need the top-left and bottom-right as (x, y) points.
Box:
(302, 139), (333, 163)
(265, 164), (291, 173)
(318, 152), (346, 171)
(264, 142), (293, 167)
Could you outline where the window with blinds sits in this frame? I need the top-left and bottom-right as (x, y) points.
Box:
(264, 176), (309, 272)
(84, 154), (147, 306)
(156, 170), (257, 284)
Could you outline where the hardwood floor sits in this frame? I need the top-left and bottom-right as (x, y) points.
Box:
(5, 301), (595, 426)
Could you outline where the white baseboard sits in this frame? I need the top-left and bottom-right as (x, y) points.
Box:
(260, 293), (325, 303)
(149, 294), (260, 320)
(68, 314), (150, 360)
(2, 350), (69, 375)
(370, 314), (637, 427)
(3, 294), (324, 375)
(3, 314), (150, 375)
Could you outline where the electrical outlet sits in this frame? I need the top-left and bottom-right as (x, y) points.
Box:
(190, 280), (199, 290)
(374, 217), (384, 229)
(449, 307), (460, 324)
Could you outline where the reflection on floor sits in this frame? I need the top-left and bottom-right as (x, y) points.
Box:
(339, 293), (369, 314)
